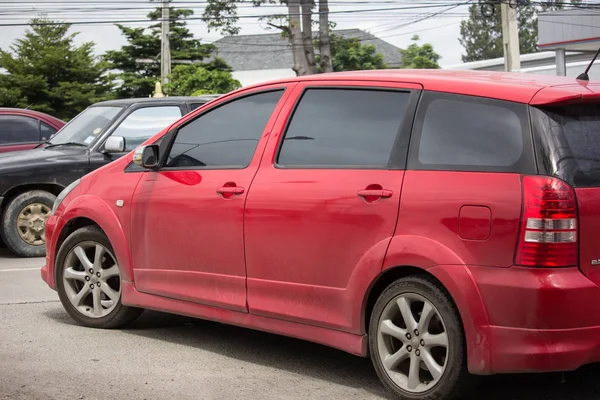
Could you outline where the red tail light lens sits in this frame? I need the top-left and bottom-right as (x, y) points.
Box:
(515, 176), (578, 267)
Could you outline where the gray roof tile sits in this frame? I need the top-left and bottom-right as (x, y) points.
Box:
(213, 29), (402, 71)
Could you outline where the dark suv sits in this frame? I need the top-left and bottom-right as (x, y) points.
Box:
(0, 95), (218, 257)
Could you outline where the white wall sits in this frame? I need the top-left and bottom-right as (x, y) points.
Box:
(233, 68), (297, 87)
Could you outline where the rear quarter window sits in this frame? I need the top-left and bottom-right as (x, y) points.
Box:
(408, 92), (535, 173)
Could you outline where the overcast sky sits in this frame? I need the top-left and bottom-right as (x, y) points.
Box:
(0, 0), (471, 67)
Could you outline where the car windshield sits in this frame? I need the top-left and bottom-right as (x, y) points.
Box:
(49, 106), (123, 146)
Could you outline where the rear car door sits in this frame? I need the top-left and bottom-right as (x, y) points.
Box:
(0, 115), (42, 152)
(89, 104), (185, 170)
(244, 81), (421, 331)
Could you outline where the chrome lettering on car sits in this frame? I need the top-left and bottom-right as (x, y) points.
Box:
(592, 259), (600, 266)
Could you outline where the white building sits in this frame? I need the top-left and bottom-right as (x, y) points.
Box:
(446, 8), (600, 78)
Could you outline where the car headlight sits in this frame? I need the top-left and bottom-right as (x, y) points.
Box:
(52, 179), (81, 215)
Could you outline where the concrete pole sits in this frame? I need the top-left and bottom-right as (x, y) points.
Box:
(501, 0), (521, 72)
(556, 48), (567, 76)
(160, 0), (171, 85)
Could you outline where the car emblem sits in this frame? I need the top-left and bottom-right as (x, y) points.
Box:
(592, 260), (600, 266)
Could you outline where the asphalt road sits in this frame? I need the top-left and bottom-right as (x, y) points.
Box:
(1, 251), (600, 400)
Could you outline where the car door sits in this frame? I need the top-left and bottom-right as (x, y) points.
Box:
(244, 81), (421, 331)
(130, 86), (292, 312)
(88, 104), (185, 171)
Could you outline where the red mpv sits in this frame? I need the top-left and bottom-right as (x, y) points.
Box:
(42, 70), (600, 400)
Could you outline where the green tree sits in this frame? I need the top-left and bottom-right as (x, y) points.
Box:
(165, 64), (241, 96)
(0, 18), (113, 120)
(400, 35), (441, 69)
(105, 7), (234, 98)
(459, 0), (581, 62)
(318, 34), (386, 72)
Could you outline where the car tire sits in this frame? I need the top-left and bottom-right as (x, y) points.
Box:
(56, 225), (143, 329)
(1, 190), (56, 258)
(369, 276), (471, 400)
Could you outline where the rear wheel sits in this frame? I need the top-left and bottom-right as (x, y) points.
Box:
(1, 190), (55, 257)
(369, 276), (470, 400)
(56, 226), (143, 328)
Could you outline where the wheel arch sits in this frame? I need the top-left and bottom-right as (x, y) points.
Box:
(1, 183), (65, 208)
(58, 195), (133, 283)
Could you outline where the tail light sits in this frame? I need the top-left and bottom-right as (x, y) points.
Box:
(515, 176), (578, 267)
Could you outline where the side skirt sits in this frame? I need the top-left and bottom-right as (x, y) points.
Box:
(122, 281), (368, 357)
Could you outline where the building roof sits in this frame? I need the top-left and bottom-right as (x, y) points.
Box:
(226, 69), (600, 104)
(92, 95), (221, 107)
(213, 29), (403, 71)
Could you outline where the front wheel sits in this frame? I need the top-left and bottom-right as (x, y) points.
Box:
(369, 276), (471, 400)
(1, 190), (55, 257)
(56, 225), (143, 328)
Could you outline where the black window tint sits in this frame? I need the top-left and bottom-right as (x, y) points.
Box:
(0, 115), (40, 144)
(40, 122), (57, 141)
(190, 103), (205, 111)
(532, 104), (600, 188)
(416, 96), (524, 168)
(166, 90), (283, 168)
(277, 89), (409, 167)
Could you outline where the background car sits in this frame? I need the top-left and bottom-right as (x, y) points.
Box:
(0, 108), (65, 153)
(0, 95), (219, 258)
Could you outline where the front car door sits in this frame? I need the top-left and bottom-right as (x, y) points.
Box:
(89, 104), (185, 171)
(129, 85), (293, 312)
(244, 81), (421, 331)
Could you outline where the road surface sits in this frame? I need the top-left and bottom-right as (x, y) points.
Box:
(1, 250), (599, 400)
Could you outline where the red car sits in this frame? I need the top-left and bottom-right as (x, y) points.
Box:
(0, 108), (65, 152)
(41, 70), (600, 400)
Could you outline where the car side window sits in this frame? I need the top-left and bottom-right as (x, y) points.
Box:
(111, 106), (183, 151)
(409, 92), (533, 173)
(40, 122), (57, 141)
(0, 115), (40, 144)
(277, 88), (411, 168)
(165, 90), (284, 169)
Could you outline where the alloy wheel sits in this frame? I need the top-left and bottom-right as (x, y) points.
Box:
(62, 241), (121, 318)
(376, 292), (449, 393)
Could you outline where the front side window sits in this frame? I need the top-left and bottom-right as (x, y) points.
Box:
(0, 115), (40, 144)
(165, 90), (283, 168)
(410, 92), (531, 172)
(50, 106), (122, 146)
(112, 106), (183, 151)
(277, 88), (410, 168)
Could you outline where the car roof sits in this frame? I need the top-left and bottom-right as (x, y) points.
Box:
(245, 69), (600, 104)
(0, 107), (66, 126)
(92, 95), (221, 107)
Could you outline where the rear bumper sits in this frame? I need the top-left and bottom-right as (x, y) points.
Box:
(467, 265), (600, 374)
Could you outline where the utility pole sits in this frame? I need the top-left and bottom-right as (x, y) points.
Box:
(160, 0), (171, 84)
(501, 0), (520, 72)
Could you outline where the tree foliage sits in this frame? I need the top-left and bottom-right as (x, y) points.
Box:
(165, 64), (241, 96)
(320, 34), (386, 72)
(459, 0), (581, 62)
(105, 7), (235, 98)
(400, 35), (441, 69)
(0, 19), (113, 120)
